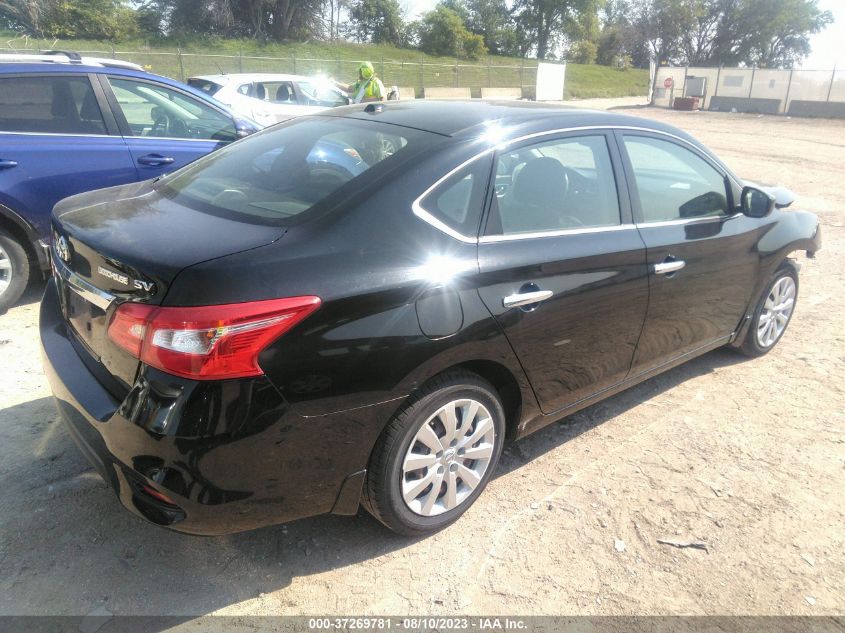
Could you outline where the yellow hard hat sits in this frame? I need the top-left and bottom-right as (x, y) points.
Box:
(358, 61), (374, 79)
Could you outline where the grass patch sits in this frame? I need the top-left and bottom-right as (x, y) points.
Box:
(0, 32), (648, 99)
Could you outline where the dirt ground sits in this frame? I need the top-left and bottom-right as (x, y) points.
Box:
(0, 105), (843, 621)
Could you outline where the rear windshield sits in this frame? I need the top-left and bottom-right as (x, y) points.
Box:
(157, 116), (439, 221)
(187, 78), (224, 96)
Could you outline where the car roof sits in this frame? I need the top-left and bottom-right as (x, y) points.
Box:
(321, 99), (692, 140)
(190, 73), (312, 84)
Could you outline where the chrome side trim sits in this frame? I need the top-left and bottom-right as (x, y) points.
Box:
(0, 130), (222, 143)
(635, 212), (742, 228)
(411, 124), (741, 244)
(0, 130), (112, 139)
(53, 254), (115, 311)
(479, 223), (636, 243)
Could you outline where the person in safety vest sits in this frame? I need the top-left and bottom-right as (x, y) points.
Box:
(338, 61), (385, 103)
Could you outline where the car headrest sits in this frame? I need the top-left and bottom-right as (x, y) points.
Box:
(255, 83), (266, 100)
(275, 85), (290, 102)
(511, 157), (567, 207)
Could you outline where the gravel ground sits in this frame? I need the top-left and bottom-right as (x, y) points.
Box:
(0, 107), (843, 619)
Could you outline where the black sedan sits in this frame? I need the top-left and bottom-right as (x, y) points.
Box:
(41, 101), (821, 536)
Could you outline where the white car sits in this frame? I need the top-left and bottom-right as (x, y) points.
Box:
(187, 73), (349, 127)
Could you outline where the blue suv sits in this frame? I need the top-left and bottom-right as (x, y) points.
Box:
(0, 52), (258, 310)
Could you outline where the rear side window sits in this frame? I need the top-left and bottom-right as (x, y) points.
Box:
(417, 157), (492, 238)
(187, 78), (224, 96)
(623, 136), (729, 222)
(158, 116), (438, 221)
(0, 76), (106, 135)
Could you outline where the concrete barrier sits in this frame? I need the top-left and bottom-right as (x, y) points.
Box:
(396, 87), (416, 100)
(787, 100), (845, 118)
(708, 96), (782, 115)
(480, 87), (522, 100)
(423, 86), (472, 100)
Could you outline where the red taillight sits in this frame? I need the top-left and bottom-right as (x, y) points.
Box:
(107, 297), (321, 380)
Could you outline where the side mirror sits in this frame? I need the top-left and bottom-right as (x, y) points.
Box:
(234, 118), (257, 139)
(740, 186), (775, 218)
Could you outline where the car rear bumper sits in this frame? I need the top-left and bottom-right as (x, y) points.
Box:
(39, 279), (385, 535)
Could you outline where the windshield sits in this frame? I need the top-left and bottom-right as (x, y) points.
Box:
(157, 117), (439, 221)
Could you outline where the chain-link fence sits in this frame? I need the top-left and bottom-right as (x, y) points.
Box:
(653, 65), (845, 117)
(14, 47), (541, 98)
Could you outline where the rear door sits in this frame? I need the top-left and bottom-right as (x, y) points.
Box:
(617, 132), (760, 374)
(476, 132), (649, 414)
(98, 74), (238, 179)
(0, 73), (135, 238)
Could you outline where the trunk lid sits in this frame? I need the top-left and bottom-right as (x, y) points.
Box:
(51, 179), (285, 389)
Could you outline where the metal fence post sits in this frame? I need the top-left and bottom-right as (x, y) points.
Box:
(419, 61), (424, 92)
(238, 50), (243, 72)
(748, 66), (756, 99)
(714, 66), (721, 98)
(177, 47), (184, 81)
(455, 64), (459, 88)
(292, 53), (297, 74)
(827, 66), (837, 102)
(520, 58), (525, 91)
(488, 57), (492, 87)
(784, 68), (794, 114)
(380, 56), (385, 82)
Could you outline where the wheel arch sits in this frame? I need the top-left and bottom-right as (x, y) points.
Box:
(0, 203), (45, 270)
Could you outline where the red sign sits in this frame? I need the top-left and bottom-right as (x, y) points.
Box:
(664, 77), (674, 89)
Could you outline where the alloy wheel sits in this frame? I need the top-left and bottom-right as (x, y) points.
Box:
(756, 276), (796, 348)
(401, 398), (496, 517)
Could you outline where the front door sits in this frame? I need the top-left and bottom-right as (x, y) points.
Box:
(100, 75), (237, 179)
(477, 132), (649, 414)
(617, 132), (760, 374)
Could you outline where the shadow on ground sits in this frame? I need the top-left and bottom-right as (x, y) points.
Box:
(0, 347), (746, 621)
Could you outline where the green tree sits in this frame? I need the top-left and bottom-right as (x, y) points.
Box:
(417, 5), (489, 59)
(347, 0), (405, 45)
(41, 0), (137, 40)
(511, 0), (600, 59)
(569, 39), (598, 63)
(0, 0), (46, 35)
(461, 0), (516, 55)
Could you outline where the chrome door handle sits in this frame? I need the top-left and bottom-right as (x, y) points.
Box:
(654, 260), (686, 275)
(503, 289), (553, 308)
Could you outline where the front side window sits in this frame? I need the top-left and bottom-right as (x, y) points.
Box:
(623, 136), (729, 222)
(108, 77), (236, 142)
(0, 76), (106, 135)
(487, 135), (621, 235)
(158, 117), (436, 222)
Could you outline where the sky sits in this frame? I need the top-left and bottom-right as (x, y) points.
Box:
(802, 0), (844, 69)
(400, 0), (842, 69)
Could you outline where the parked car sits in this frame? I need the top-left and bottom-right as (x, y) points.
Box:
(187, 73), (349, 127)
(0, 52), (259, 311)
(41, 101), (820, 537)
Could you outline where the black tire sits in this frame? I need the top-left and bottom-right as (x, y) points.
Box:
(0, 228), (30, 313)
(363, 371), (506, 536)
(737, 262), (799, 357)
